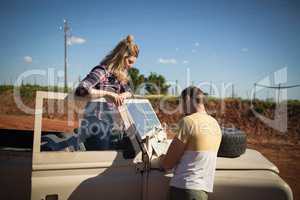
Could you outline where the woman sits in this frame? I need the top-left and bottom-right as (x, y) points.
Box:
(75, 34), (139, 104)
(75, 35), (139, 150)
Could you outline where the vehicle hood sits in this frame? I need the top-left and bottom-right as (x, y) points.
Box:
(216, 149), (279, 174)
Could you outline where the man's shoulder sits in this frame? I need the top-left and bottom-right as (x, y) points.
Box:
(184, 112), (207, 122)
(185, 113), (220, 127)
(180, 115), (193, 125)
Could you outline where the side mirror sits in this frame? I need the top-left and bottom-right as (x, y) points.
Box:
(120, 135), (136, 159)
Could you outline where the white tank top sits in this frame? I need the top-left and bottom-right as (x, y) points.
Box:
(170, 150), (218, 192)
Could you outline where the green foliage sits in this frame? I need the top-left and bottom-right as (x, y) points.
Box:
(0, 85), (14, 94)
(253, 99), (275, 112)
(128, 68), (170, 95)
(145, 72), (170, 94)
(19, 84), (47, 99)
(0, 84), (69, 99)
(128, 68), (145, 91)
(287, 99), (300, 106)
(254, 106), (264, 114)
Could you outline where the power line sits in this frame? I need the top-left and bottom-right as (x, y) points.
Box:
(253, 82), (300, 103)
(256, 83), (300, 89)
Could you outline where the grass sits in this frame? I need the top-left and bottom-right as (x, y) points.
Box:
(0, 84), (71, 99)
(1, 84), (299, 106)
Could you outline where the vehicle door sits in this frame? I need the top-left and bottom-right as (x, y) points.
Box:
(31, 91), (143, 200)
(124, 99), (172, 200)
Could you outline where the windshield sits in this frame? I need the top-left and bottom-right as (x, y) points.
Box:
(125, 102), (161, 139)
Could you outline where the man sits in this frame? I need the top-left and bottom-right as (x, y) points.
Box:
(160, 86), (222, 200)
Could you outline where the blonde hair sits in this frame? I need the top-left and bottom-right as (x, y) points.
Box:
(100, 35), (139, 84)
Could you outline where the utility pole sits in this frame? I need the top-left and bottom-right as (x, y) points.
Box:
(253, 83), (256, 101)
(63, 19), (70, 92)
(209, 81), (212, 96)
(277, 83), (281, 104)
(231, 84), (234, 98)
(175, 80), (178, 96)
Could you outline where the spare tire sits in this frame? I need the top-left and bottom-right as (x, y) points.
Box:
(217, 128), (247, 158)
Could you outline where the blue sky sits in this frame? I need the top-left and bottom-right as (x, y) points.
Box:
(0, 0), (300, 99)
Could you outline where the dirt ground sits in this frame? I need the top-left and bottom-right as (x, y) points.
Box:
(247, 142), (300, 199)
(0, 115), (78, 133)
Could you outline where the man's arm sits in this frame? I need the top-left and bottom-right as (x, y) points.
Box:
(160, 137), (186, 170)
(160, 118), (190, 170)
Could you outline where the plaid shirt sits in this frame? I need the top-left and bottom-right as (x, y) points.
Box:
(75, 65), (133, 97)
(75, 65), (133, 119)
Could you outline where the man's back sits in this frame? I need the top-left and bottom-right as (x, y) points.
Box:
(184, 112), (221, 152)
(170, 112), (222, 192)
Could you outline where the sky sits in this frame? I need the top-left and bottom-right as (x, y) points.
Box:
(0, 0), (300, 99)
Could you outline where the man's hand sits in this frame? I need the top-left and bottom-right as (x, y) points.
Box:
(150, 155), (166, 170)
(161, 137), (186, 170)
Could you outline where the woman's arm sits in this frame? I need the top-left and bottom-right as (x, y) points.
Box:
(89, 88), (124, 106)
(88, 88), (116, 99)
(75, 66), (107, 97)
(120, 91), (133, 99)
(120, 82), (134, 99)
(75, 66), (132, 106)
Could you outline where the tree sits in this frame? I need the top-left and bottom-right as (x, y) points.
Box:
(128, 68), (170, 95)
(145, 72), (170, 95)
(128, 68), (145, 91)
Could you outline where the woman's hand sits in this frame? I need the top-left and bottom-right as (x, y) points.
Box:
(111, 92), (131, 107)
(109, 93), (124, 107)
(120, 92), (132, 100)
(88, 88), (130, 107)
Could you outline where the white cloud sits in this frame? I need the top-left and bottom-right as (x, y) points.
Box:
(158, 58), (177, 64)
(175, 47), (179, 51)
(241, 48), (249, 52)
(182, 60), (189, 64)
(192, 49), (197, 53)
(67, 36), (86, 45)
(23, 56), (32, 63)
(194, 42), (200, 47)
